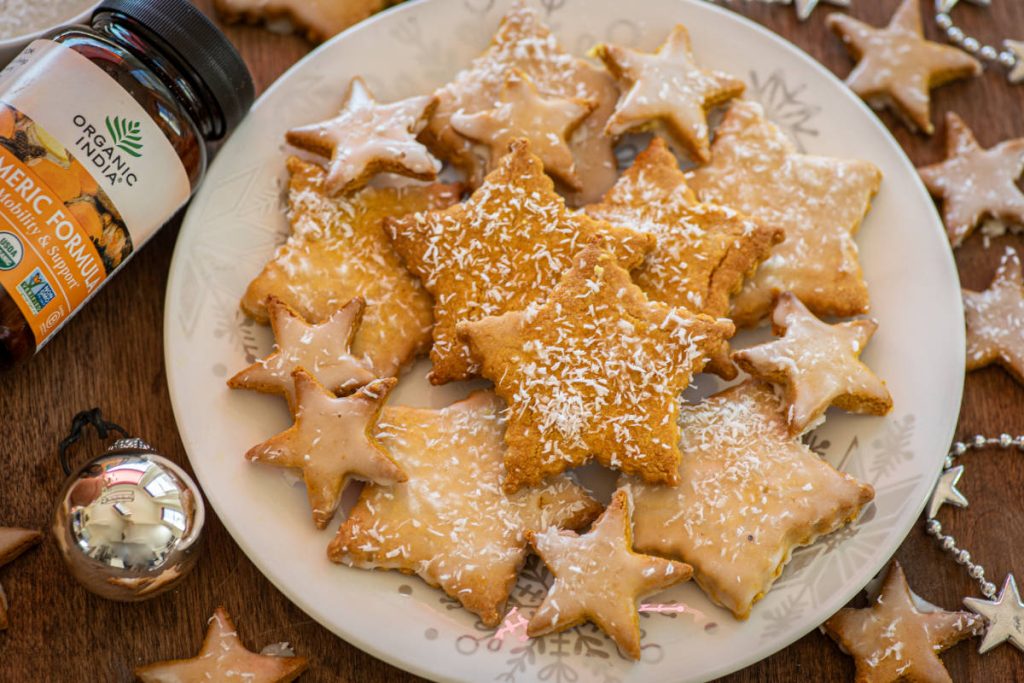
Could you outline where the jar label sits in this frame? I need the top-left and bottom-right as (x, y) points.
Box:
(0, 40), (190, 345)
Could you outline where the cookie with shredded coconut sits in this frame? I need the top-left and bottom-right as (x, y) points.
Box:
(386, 138), (654, 385)
(528, 488), (691, 659)
(328, 391), (601, 627)
(246, 373), (405, 529)
(241, 157), (461, 378)
(686, 100), (881, 327)
(822, 561), (982, 682)
(423, 3), (619, 205)
(457, 242), (734, 493)
(584, 136), (783, 378)
(626, 380), (874, 619)
(732, 292), (893, 435)
(593, 23), (745, 163)
(228, 296), (375, 414)
(963, 247), (1024, 385)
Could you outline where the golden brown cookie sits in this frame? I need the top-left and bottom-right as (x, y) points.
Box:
(457, 242), (734, 493)
(733, 292), (892, 434)
(135, 606), (308, 683)
(963, 247), (1024, 384)
(686, 100), (881, 326)
(241, 157), (461, 377)
(822, 561), (982, 683)
(450, 69), (595, 190)
(213, 0), (387, 43)
(228, 296), (375, 413)
(594, 24), (745, 163)
(627, 381), (874, 619)
(584, 136), (782, 379)
(826, 0), (981, 134)
(329, 391), (601, 627)
(918, 112), (1024, 247)
(246, 372), (405, 529)
(424, 4), (619, 205)
(0, 527), (41, 631)
(527, 489), (691, 660)
(386, 138), (654, 384)
(286, 77), (440, 196)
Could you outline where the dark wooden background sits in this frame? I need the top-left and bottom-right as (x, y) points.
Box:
(2, 1), (1023, 680)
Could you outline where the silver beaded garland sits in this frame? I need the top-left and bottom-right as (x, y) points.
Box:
(926, 433), (1024, 644)
(934, 0), (1024, 84)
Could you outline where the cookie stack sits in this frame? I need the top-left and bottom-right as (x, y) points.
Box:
(228, 4), (894, 659)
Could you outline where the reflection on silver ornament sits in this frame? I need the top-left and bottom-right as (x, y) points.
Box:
(52, 411), (205, 601)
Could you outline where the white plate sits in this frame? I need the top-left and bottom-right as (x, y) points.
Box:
(164, 1), (965, 681)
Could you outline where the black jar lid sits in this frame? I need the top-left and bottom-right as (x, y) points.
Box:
(94, 0), (254, 140)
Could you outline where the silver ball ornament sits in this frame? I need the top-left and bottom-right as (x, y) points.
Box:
(52, 438), (205, 601)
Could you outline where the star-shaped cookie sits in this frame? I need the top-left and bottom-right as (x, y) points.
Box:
(386, 138), (654, 384)
(732, 292), (892, 434)
(527, 489), (691, 660)
(918, 112), (1024, 247)
(424, 4), (619, 204)
(0, 527), (41, 630)
(687, 100), (881, 326)
(626, 381), (874, 619)
(135, 606), (308, 683)
(826, 0), (981, 134)
(823, 561), (982, 682)
(286, 76), (441, 196)
(450, 69), (595, 190)
(963, 247), (1024, 384)
(246, 372), (405, 529)
(241, 157), (461, 377)
(457, 242), (734, 493)
(228, 296), (375, 413)
(584, 136), (783, 319)
(329, 391), (601, 627)
(594, 23), (745, 162)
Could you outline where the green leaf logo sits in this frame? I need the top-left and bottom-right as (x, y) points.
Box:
(105, 116), (144, 158)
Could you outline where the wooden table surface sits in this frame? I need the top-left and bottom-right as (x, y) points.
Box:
(2, 0), (1023, 681)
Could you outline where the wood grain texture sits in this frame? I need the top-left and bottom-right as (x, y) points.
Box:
(1, 1), (1022, 681)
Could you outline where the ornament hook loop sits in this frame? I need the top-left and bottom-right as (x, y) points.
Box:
(57, 408), (129, 476)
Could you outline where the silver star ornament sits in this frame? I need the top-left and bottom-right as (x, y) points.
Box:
(927, 465), (968, 518)
(936, 0), (991, 11)
(794, 0), (850, 21)
(1006, 41), (1024, 84)
(964, 574), (1024, 654)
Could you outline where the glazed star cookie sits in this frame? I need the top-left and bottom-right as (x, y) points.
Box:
(594, 23), (745, 162)
(626, 381), (874, 619)
(424, 4), (619, 204)
(246, 372), (405, 529)
(286, 77), (441, 196)
(584, 137), (783, 319)
(457, 242), (735, 492)
(822, 561), (982, 683)
(329, 391), (601, 627)
(826, 0), (981, 134)
(450, 69), (595, 190)
(241, 157), (460, 377)
(686, 100), (881, 326)
(213, 0), (387, 43)
(918, 112), (1024, 247)
(0, 527), (41, 630)
(135, 606), (308, 683)
(963, 247), (1024, 384)
(527, 489), (691, 660)
(386, 139), (654, 384)
(732, 292), (893, 435)
(228, 296), (375, 413)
